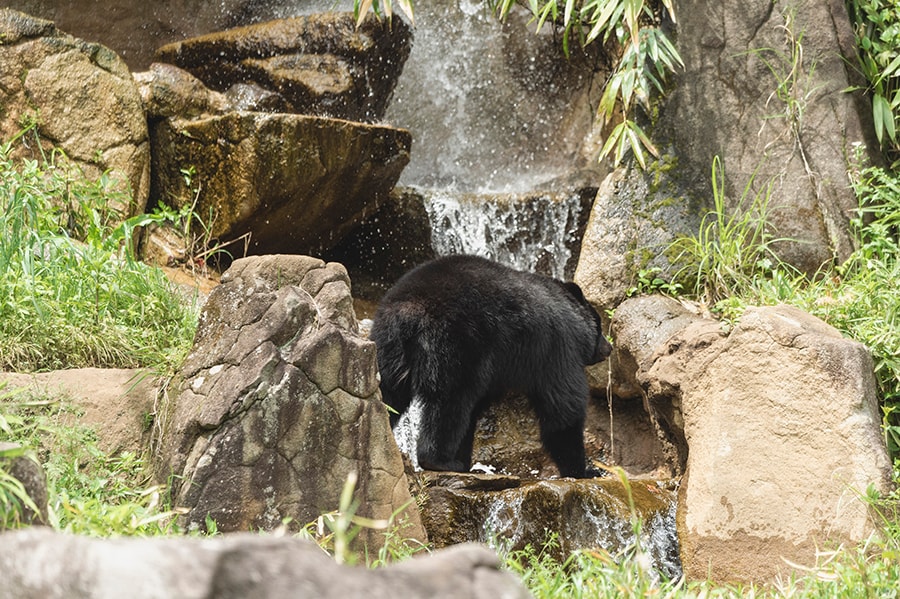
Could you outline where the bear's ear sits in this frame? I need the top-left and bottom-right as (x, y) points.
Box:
(562, 281), (586, 303)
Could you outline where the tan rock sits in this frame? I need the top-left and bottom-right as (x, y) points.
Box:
(642, 305), (893, 583)
(0, 8), (149, 217)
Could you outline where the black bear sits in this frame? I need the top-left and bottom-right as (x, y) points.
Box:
(370, 254), (612, 478)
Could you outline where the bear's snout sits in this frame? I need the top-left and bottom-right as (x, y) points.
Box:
(593, 334), (613, 363)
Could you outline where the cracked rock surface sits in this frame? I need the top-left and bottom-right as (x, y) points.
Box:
(155, 254), (424, 545)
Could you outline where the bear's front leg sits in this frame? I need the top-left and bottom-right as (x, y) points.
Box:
(540, 421), (598, 478)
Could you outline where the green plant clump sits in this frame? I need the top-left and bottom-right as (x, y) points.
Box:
(846, 0), (900, 167)
(0, 130), (199, 373)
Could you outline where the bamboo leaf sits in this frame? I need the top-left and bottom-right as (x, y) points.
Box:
(355, 0), (374, 27)
(624, 0), (643, 51)
(874, 93), (889, 143)
(586, 0), (622, 44)
(564, 0), (575, 27)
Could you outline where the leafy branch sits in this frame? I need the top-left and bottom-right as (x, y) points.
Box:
(846, 0), (900, 167)
(488, 0), (683, 168)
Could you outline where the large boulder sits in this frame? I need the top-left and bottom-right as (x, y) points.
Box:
(0, 8), (149, 217)
(154, 13), (412, 123)
(0, 528), (531, 599)
(632, 303), (893, 582)
(154, 255), (425, 545)
(574, 160), (701, 315)
(149, 113), (411, 257)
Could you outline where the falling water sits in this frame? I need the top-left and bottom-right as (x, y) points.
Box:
(383, 0), (600, 192)
(420, 189), (589, 278)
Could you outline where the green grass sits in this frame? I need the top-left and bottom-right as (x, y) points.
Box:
(0, 127), (199, 374)
(0, 126), (199, 532)
(0, 385), (181, 535)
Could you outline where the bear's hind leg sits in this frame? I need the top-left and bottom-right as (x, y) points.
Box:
(416, 392), (479, 473)
(531, 384), (598, 478)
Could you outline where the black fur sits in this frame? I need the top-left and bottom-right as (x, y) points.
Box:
(370, 255), (612, 478)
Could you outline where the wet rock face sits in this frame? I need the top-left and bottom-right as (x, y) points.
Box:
(154, 13), (412, 123)
(149, 112), (411, 257)
(155, 254), (424, 545)
(0, 8), (149, 217)
(421, 473), (680, 578)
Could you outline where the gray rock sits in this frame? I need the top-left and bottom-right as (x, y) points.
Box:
(659, 0), (879, 274)
(0, 528), (531, 599)
(575, 162), (702, 318)
(155, 255), (425, 546)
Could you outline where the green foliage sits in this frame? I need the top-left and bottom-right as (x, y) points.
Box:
(628, 266), (683, 297)
(846, 0), (900, 166)
(487, 0), (682, 168)
(0, 128), (199, 373)
(0, 387), (181, 536)
(1, 384), (41, 529)
(0, 432), (42, 530)
(666, 157), (794, 306)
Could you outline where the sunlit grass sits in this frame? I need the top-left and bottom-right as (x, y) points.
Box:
(0, 128), (199, 374)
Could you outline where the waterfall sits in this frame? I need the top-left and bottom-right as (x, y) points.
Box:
(419, 188), (589, 279)
(383, 0), (600, 193)
(274, 0), (601, 277)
